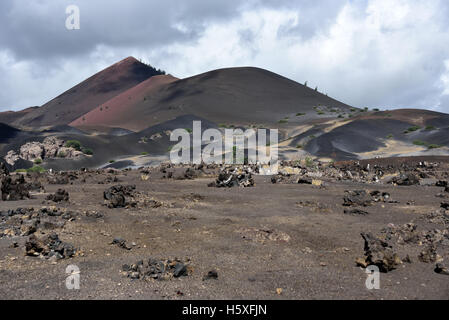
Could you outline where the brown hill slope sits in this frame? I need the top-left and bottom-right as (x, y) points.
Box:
(70, 67), (353, 131)
(70, 74), (179, 132)
(13, 57), (163, 129)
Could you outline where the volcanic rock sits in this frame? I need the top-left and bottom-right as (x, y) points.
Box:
(343, 190), (373, 207)
(357, 232), (402, 273)
(46, 189), (69, 202)
(1, 174), (30, 201)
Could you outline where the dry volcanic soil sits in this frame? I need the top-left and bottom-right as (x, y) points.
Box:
(0, 157), (449, 300)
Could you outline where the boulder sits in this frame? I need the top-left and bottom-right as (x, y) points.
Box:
(357, 232), (402, 272)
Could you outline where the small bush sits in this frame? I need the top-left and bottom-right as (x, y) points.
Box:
(296, 113), (306, 117)
(109, 160), (115, 164)
(58, 151), (66, 158)
(386, 134), (394, 139)
(185, 128), (193, 134)
(428, 144), (442, 149)
(413, 140), (427, 146)
(425, 125), (436, 131)
(141, 152), (149, 156)
(82, 148), (93, 155)
(65, 140), (82, 151)
(278, 119), (288, 124)
(34, 158), (42, 164)
(405, 126), (421, 133)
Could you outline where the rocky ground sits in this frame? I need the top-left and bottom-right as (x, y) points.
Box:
(0, 158), (448, 300)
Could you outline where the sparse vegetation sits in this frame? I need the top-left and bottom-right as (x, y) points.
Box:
(412, 140), (443, 149)
(386, 134), (394, 139)
(404, 126), (421, 134)
(141, 152), (149, 156)
(109, 160), (115, 164)
(305, 157), (314, 168)
(26, 166), (46, 174)
(278, 119), (288, 124)
(58, 151), (66, 158)
(296, 113), (306, 117)
(413, 140), (427, 146)
(34, 158), (42, 165)
(82, 148), (93, 155)
(66, 140), (82, 151)
(425, 125), (436, 131)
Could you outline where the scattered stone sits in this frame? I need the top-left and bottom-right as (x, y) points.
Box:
(122, 258), (190, 280)
(441, 202), (449, 210)
(357, 232), (402, 273)
(418, 245), (441, 263)
(25, 233), (76, 259)
(203, 270), (218, 281)
(46, 189), (69, 202)
(343, 190), (373, 207)
(344, 209), (369, 215)
(103, 185), (136, 208)
(238, 228), (290, 243)
(391, 173), (420, 186)
(434, 263), (449, 275)
(210, 168), (254, 188)
(1, 174), (31, 201)
(111, 238), (132, 250)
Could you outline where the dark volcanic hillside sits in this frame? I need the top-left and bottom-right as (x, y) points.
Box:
(70, 67), (352, 131)
(13, 57), (163, 129)
(0, 107), (39, 125)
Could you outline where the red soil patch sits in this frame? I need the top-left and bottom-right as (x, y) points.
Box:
(70, 75), (179, 131)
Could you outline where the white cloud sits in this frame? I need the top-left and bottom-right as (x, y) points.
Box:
(1, 0), (449, 113)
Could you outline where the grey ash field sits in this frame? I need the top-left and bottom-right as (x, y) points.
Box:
(0, 158), (449, 300)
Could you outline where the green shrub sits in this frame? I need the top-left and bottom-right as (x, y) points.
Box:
(82, 148), (93, 155)
(141, 152), (149, 156)
(34, 158), (42, 164)
(413, 140), (427, 146)
(405, 126), (421, 133)
(185, 128), (193, 134)
(428, 144), (442, 149)
(296, 113), (306, 117)
(278, 119), (288, 124)
(109, 160), (115, 164)
(425, 125), (436, 131)
(386, 134), (394, 139)
(58, 151), (66, 158)
(27, 166), (46, 173)
(65, 140), (82, 151)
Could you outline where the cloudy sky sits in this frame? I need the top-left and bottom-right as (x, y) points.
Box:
(1, 0), (449, 113)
